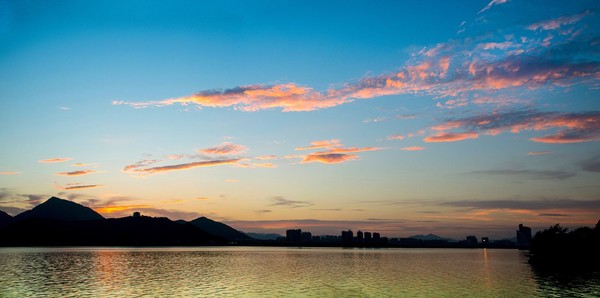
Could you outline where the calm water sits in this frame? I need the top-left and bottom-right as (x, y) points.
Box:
(0, 247), (599, 297)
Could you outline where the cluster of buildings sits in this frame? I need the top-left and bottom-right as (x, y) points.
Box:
(285, 229), (387, 245)
(281, 224), (533, 249)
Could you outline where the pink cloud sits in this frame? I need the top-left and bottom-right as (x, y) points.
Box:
(528, 11), (591, 31)
(430, 110), (600, 144)
(38, 157), (72, 163)
(255, 155), (277, 160)
(124, 159), (241, 175)
(0, 171), (19, 175)
(424, 132), (479, 143)
(302, 153), (358, 164)
(198, 142), (247, 155)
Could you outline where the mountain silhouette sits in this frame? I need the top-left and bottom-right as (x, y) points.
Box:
(409, 234), (455, 242)
(246, 232), (282, 240)
(0, 209), (12, 228)
(0, 197), (226, 246)
(190, 216), (253, 242)
(14, 196), (104, 221)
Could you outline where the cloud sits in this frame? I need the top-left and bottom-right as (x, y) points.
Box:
(255, 155), (277, 160)
(581, 155), (600, 173)
(468, 169), (576, 180)
(387, 134), (404, 141)
(38, 157), (72, 163)
(270, 196), (313, 208)
(429, 110), (600, 143)
(363, 116), (387, 124)
(302, 153), (358, 164)
(198, 142), (247, 155)
(528, 10), (591, 31)
(401, 146), (425, 151)
(255, 209), (272, 214)
(56, 170), (98, 176)
(113, 3), (600, 114)
(442, 199), (600, 211)
(0, 189), (48, 208)
(295, 139), (341, 151)
(56, 184), (103, 190)
(478, 0), (509, 14)
(528, 151), (552, 155)
(538, 213), (570, 217)
(124, 159), (241, 175)
(113, 83), (349, 112)
(424, 132), (479, 143)
(0, 171), (19, 175)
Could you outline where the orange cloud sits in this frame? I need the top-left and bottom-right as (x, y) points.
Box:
(124, 159), (241, 175)
(56, 170), (98, 176)
(38, 157), (72, 163)
(94, 205), (151, 214)
(424, 132), (479, 143)
(0, 171), (19, 175)
(114, 83), (349, 112)
(295, 140), (382, 164)
(198, 142), (247, 155)
(401, 146), (426, 151)
(302, 153), (358, 164)
(295, 139), (341, 150)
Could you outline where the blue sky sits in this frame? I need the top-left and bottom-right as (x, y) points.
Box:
(1, 0), (599, 239)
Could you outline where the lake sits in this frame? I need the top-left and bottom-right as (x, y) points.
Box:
(0, 247), (598, 297)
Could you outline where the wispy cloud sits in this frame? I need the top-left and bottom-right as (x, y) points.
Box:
(528, 151), (552, 156)
(442, 199), (600, 211)
(56, 170), (98, 176)
(528, 10), (592, 31)
(581, 155), (600, 173)
(387, 134), (404, 141)
(428, 110), (600, 143)
(56, 184), (103, 190)
(255, 155), (277, 160)
(424, 132), (478, 143)
(124, 159), (241, 175)
(198, 142), (247, 155)
(0, 171), (19, 175)
(295, 139), (341, 151)
(401, 146), (425, 151)
(114, 5), (599, 114)
(468, 169), (576, 180)
(270, 196), (314, 208)
(38, 157), (72, 163)
(478, 0), (509, 14)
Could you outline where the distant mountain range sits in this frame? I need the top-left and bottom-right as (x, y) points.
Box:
(408, 234), (456, 242)
(0, 197), (254, 246)
(245, 232), (283, 240)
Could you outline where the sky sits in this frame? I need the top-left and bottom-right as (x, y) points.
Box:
(1, 0), (599, 239)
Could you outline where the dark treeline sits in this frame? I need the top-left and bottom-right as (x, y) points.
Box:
(529, 220), (600, 270)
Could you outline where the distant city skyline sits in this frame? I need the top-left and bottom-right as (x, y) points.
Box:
(1, 0), (599, 239)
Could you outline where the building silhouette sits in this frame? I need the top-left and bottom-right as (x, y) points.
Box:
(516, 224), (532, 249)
(341, 230), (353, 244)
(356, 230), (364, 242)
(286, 229), (302, 243)
(481, 237), (489, 247)
(301, 231), (312, 243)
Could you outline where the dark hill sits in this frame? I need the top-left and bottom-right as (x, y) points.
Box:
(14, 196), (104, 221)
(1, 215), (225, 246)
(409, 234), (455, 242)
(190, 216), (252, 241)
(0, 209), (12, 228)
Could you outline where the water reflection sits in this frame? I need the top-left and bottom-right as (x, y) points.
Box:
(0, 247), (597, 297)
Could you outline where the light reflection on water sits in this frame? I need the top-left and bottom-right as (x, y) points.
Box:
(0, 247), (598, 297)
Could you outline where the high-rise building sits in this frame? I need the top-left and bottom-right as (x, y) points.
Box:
(356, 230), (364, 242)
(364, 232), (372, 242)
(342, 230), (353, 243)
(286, 229), (302, 243)
(301, 231), (312, 243)
(516, 224), (532, 249)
